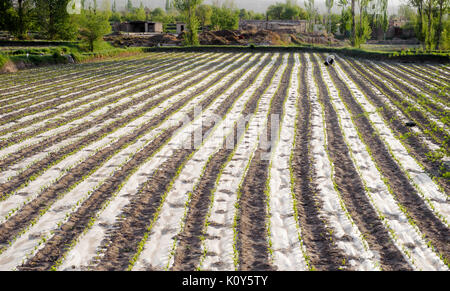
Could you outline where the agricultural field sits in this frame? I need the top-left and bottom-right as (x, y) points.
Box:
(0, 51), (448, 271)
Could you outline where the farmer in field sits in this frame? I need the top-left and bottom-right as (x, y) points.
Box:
(324, 55), (335, 66)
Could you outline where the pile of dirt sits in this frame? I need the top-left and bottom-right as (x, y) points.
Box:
(104, 29), (343, 47)
(199, 30), (244, 45)
(197, 29), (284, 46)
(0, 60), (17, 73)
(104, 33), (182, 47)
(240, 30), (283, 45)
(198, 29), (342, 46)
(292, 32), (341, 46)
(148, 33), (181, 46)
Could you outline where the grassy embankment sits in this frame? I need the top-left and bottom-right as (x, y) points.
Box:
(0, 40), (145, 72)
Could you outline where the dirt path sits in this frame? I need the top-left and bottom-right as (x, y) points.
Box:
(234, 54), (294, 271)
(289, 54), (350, 271)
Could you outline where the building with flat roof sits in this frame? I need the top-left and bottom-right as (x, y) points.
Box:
(117, 21), (163, 33)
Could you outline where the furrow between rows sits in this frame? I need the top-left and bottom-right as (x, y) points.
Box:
(199, 54), (288, 271)
(267, 53), (308, 271)
(170, 54), (281, 271)
(0, 54), (222, 184)
(374, 62), (449, 121)
(333, 58), (450, 228)
(0, 54), (165, 105)
(235, 54), (294, 271)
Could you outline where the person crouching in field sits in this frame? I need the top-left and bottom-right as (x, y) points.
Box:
(324, 55), (335, 66)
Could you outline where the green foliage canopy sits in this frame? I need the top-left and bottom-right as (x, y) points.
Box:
(78, 10), (111, 51)
(173, 0), (202, 45)
(210, 5), (239, 30)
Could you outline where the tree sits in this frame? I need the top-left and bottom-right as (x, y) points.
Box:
(241, 9), (266, 20)
(78, 9), (111, 51)
(100, 0), (111, 18)
(165, 0), (172, 11)
(337, 0), (351, 35)
(34, 0), (77, 40)
(434, 0), (449, 49)
(398, 4), (416, 21)
(109, 0), (121, 22)
(378, 0), (389, 40)
(329, 13), (341, 34)
(109, 10), (121, 22)
(267, 1), (306, 20)
(424, 0), (436, 49)
(381, 8), (388, 39)
(351, 0), (356, 45)
(151, 7), (165, 18)
(407, 0), (441, 49)
(135, 1), (145, 20)
(173, 0), (202, 46)
(126, 0), (133, 12)
(325, 0), (334, 32)
(239, 8), (248, 19)
(250, 11), (266, 20)
(354, 0), (372, 47)
(267, 3), (284, 19)
(8, 0), (33, 39)
(0, 0), (13, 31)
(283, 0), (305, 20)
(440, 19), (450, 49)
(196, 4), (212, 31)
(305, 0), (315, 31)
(409, 0), (425, 45)
(210, 4), (239, 30)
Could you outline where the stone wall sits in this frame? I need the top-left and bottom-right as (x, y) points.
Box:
(239, 20), (308, 33)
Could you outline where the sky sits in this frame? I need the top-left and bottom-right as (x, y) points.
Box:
(110, 0), (405, 14)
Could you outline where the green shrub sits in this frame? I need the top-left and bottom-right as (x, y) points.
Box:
(70, 52), (85, 62)
(0, 53), (9, 68)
